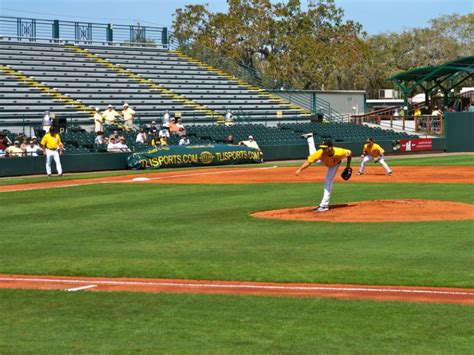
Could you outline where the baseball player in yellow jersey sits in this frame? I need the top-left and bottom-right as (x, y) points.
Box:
(40, 126), (64, 177)
(295, 135), (352, 212)
(357, 138), (392, 176)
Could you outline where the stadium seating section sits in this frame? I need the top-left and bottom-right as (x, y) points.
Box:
(0, 40), (417, 155)
(0, 40), (309, 122)
(1, 122), (417, 155)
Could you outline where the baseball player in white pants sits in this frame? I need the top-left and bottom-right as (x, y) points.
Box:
(358, 138), (392, 176)
(295, 133), (352, 212)
(40, 127), (64, 177)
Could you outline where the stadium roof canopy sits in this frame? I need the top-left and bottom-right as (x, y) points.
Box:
(389, 56), (474, 94)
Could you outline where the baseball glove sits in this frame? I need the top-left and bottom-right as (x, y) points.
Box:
(341, 167), (352, 181)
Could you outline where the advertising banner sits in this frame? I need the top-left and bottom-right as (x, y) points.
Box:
(394, 138), (433, 152)
(127, 144), (262, 169)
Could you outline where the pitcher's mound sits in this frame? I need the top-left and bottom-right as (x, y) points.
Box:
(252, 199), (474, 223)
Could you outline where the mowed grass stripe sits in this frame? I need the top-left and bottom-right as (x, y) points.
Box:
(1, 182), (472, 287)
(0, 289), (472, 353)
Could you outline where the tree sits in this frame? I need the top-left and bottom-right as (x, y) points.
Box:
(172, 3), (473, 95)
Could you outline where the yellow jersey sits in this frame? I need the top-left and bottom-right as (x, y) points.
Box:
(40, 133), (62, 149)
(363, 143), (384, 157)
(308, 147), (351, 167)
(102, 109), (120, 123)
(122, 108), (135, 120)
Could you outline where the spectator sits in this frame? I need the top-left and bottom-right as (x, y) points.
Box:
(94, 131), (105, 145)
(42, 110), (52, 133)
(116, 137), (131, 152)
(122, 103), (136, 132)
(135, 128), (147, 144)
(176, 118), (186, 137)
(102, 105), (120, 126)
(107, 137), (119, 152)
(225, 109), (234, 125)
(239, 135), (263, 162)
(5, 140), (24, 157)
(169, 118), (179, 135)
(24, 138), (42, 157)
(159, 125), (170, 139)
(431, 106), (443, 118)
(413, 107), (421, 119)
(0, 132), (9, 157)
(150, 133), (160, 146)
(226, 135), (234, 144)
(40, 127), (64, 176)
(393, 108), (399, 118)
(110, 130), (120, 142)
(20, 137), (28, 151)
(150, 133), (167, 147)
(169, 117), (186, 136)
(94, 107), (104, 133)
(159, 136), (168, 147)
(239, 135), (260, 151)
(162, 110), (171, 127)
(466, 100), (474, 113)
(179, 135), (190, 146)
(149, 120), (158, 134)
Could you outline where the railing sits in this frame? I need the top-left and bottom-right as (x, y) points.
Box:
(0, 16), (168, 48)
(351, 112), (444, 136)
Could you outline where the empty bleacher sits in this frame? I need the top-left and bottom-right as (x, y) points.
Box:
(0, 40), (310, 126)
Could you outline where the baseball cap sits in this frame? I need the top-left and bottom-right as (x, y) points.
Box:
(95, 107), (100, 111)
(319, 139), (333, 148)
(14, 140), (19, 144)
(108, 104), (113, 108)
(248, 135), (253, 139)
(123, 103), (129, 107)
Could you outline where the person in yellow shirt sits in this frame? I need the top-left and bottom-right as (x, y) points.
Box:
(102, 105), (120, 127)
(93, 107), (104, 133)
(121, 103), (136, 132)
(40, 126), (64, 177)
(295, 134), (352, 212)
(357, 138), (392, 176)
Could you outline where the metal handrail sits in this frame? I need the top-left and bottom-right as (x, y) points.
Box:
(0, 16), (168, 48)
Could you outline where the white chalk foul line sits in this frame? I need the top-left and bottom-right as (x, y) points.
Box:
(66, 285), (97, 292)
(0, 277), (473, 297)
(126, 165), (279, 182)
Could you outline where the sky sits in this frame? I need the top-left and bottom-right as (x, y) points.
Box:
(0, 0), (472, 35)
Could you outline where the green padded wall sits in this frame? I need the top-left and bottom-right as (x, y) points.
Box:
(445, 112), (474, 152)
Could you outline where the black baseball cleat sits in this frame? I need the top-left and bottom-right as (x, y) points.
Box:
(301, 133), (313, 139)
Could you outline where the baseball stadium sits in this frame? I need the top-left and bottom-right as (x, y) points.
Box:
(0, 1), (473, 353)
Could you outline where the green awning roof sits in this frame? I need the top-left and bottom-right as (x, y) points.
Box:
(389, 56), (474, 86)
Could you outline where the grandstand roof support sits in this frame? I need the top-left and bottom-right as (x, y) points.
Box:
(389, 56), (474, 114)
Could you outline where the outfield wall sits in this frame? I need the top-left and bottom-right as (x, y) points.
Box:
(0, 139), (448, 177)
(445, 112), (474, 152)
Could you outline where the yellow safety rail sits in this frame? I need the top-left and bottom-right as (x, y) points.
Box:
(65, 44), (224, 122)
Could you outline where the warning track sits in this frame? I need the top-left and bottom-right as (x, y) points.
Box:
(1, 274), (473, 305)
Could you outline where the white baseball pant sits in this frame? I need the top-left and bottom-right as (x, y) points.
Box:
(45, 148), (62, 175)
(305, 135), (339, 208)
(359, 155), (391, 174)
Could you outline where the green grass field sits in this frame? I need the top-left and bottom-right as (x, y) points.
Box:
(1, 155), (473, 352)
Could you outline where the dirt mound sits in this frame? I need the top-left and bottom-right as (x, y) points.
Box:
(252, 199), (474, 222)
